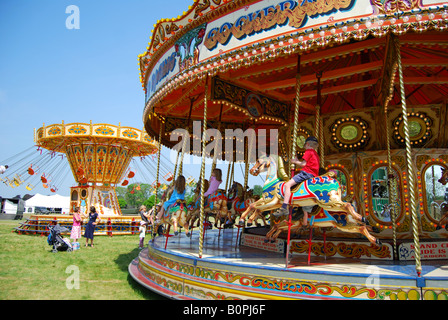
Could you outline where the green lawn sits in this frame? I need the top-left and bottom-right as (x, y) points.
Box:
(0, 220), (166, 300)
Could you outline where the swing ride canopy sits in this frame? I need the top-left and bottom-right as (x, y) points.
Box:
(35, 121), (159, 186)
(139, 0), (448, 160)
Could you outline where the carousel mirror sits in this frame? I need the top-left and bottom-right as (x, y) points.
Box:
(423, 164), (448, 222)
(71, 190), (78, 201)
(331, 168), (348, 199)
(370, 166), (401, 224)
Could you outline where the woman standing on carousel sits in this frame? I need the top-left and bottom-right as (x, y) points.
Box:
(84, 206), (100, 247)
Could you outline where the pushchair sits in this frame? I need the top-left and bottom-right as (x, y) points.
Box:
(47, 224), (73, 252)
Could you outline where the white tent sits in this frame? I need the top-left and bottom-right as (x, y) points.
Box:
(3, 200), (17, 215)
(25, 193), (70, 214)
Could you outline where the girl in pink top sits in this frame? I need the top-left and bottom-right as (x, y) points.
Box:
(204, 169), (222, 197)
(70, 206), (83, 242)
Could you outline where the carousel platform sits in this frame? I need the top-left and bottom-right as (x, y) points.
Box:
(129, 227), (448, 300)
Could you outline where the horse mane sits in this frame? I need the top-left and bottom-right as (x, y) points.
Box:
(235, 182), (244, 197)
(271, 154), (289, 181)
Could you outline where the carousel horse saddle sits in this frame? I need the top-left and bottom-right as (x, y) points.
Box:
(167, 199), (186, 212)
(280, 175), (339, 204)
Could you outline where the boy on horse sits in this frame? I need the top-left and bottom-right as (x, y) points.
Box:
(273, 136), (320, 222)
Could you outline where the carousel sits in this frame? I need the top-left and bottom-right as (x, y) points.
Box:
(129, 0), (448, 299)
(13, 121), (159, 236)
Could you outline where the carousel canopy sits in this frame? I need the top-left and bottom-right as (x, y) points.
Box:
(138, 0), (448, 159)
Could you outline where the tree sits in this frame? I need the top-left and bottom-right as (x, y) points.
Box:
(118, 198), (127, 208)
(253, 185), (263, 196)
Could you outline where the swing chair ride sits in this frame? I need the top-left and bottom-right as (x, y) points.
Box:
(31, 121), (160, 216)
(129, 0), (448, 300)
(3, 121), (170, 236)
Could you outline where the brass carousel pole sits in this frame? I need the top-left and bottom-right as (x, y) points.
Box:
(384, 107), (398, 259)
(177, 129), (188, 177)
(211, 105), (223, 174)
(179, 99), (194, 177)
(395, 37), (422, 276)
(286, 55), (301, 268)
(172, 151), (180, 179)
(154, 122), (163, 208)
(225, 161), (232, 194)
(315, 71), (324, 168)
(198, 78), (209, 259)
(290, 55), (301, 173)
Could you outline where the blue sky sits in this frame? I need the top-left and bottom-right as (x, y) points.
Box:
(0, 1), (264, 199)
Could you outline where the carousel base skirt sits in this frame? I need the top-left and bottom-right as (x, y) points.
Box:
(129, 228), (448, 300)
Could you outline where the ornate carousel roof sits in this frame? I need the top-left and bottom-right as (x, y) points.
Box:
(139, 0), (448, 158)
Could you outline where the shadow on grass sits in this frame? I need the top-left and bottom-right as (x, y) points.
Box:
(115, 248), (168, 300)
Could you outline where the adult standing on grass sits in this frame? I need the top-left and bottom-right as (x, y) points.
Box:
(84, 206), (99, 247)
(70, 206), (83, 245)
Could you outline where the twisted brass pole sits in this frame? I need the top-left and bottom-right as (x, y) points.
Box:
(396, 39), (422, 276)
(384, 107), (398, 259)
(198, 79), (209, 259)
(178, 128), (189, 177)
(154, 123), (163, 208)
(291, 55), (301, 173)
(173, 150), (180, 180)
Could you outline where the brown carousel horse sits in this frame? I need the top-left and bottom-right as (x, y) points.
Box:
(228, 181), (265, 226)
(186, 179), (231, 229)
(239, 154), (381, 246)
(186, 179), (209, 228)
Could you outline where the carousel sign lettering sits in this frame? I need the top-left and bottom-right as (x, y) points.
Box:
(204, 0), (354, 50)
(146, 51), (177, 98)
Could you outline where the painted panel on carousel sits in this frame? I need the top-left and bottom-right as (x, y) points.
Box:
(399, 241), (448, 261)
(290, 239), (393, 260)
(145, 46), (179, 101)
(201, 0), (372, 59)
(241, 233), (285, 253)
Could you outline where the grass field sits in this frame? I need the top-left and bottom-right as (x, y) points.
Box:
(0, 220), (166, 300)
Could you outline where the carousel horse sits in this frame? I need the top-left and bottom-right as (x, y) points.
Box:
(436, 167), (448, 229)
(206, 189), (231, 228)
(228, 182), (265, 226)
(439, 167), (448, 185)
(186, 180), (231, 228)
(437, 203), (448, 230)
(265, 207), (309, 242)
(186, 180), (209, 228)
(239, 154), (381, 246)
(157, 185), (192, 237)
(158, 199), (191, 237)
